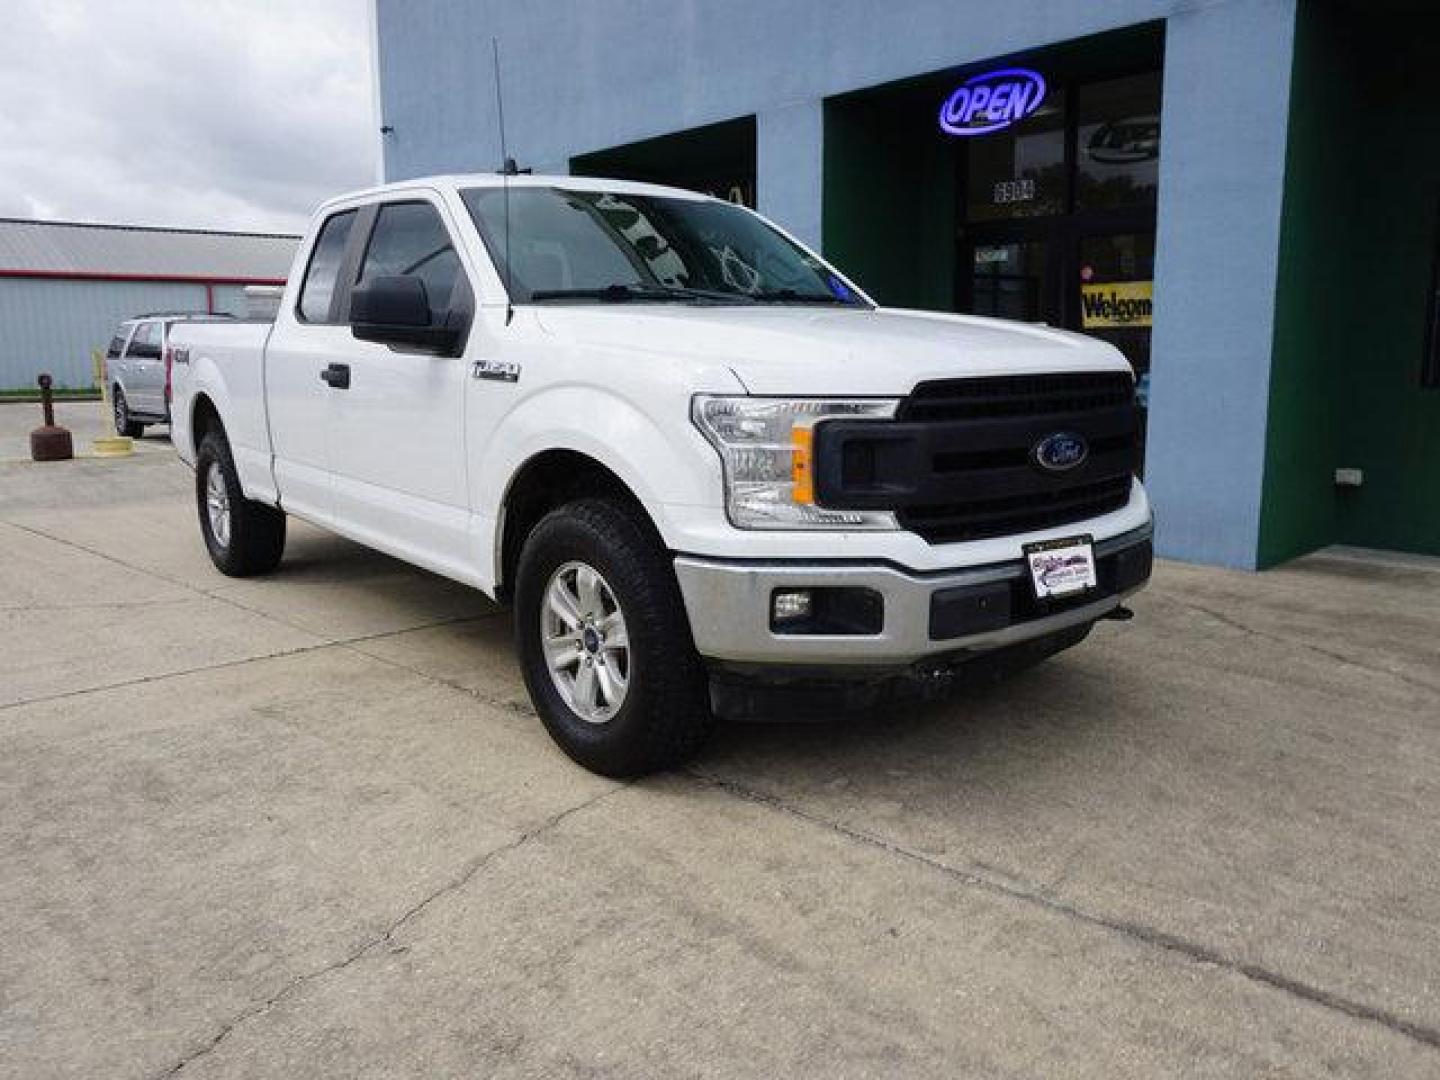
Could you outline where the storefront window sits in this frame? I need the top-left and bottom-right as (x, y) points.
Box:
(965, 89), (1067, 222)
(1078, 232), (1155, 380)
(1076, 73), (1162, 211)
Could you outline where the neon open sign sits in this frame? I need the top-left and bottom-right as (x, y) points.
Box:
(938, 67), (1047, 136)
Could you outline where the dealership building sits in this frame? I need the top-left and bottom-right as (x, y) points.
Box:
(373, 0), (1439, 568)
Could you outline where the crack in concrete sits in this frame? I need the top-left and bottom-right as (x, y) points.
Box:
(0, 597), (199, 612)
(1, 517), (506, 714)
(341, 638), (537, 720)
(4, 519), (224, 596)
(1169, 596), (1440, 699)
(0, 613), (502, 715)
(687, 768), (1440, 1054)
(147, 784), (623, 1079)
(2, 518), (500, 647)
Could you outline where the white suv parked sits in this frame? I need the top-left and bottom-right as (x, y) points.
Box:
(104, 313), (231, 436)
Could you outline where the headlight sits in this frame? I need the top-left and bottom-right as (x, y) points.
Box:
(692, 396), (901, 530)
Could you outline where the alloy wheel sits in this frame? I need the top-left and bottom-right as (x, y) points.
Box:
(542, 560), (631, 723)
(205, 461), (231, 549)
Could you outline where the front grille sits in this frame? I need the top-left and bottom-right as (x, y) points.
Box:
(899, 475), (1133, 544)
(898, 371), (1136, 422)
(813, 372), (1141, 545)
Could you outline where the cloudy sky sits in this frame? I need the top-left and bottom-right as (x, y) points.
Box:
(1, 0), (377, 235)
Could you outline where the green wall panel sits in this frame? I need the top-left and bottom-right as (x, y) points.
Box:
(822, 97), (956, 311)
(1262, 1), (1440, 562)
(1257, 1), (1350, 565)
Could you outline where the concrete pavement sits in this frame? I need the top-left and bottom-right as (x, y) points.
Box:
(2, 415), (1438, 1078)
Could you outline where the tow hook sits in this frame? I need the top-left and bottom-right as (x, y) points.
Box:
(1103, 605), (1135, 622)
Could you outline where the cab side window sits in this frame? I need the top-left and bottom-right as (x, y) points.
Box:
(298, 210), (358, 324)
(356, 201), (463, 323)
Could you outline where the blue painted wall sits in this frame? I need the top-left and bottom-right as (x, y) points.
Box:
(1145, 0), (1297, 568)
(376, 0), (1301, 568)
(377, 0), (1194, 222)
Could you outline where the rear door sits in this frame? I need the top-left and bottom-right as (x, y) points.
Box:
(325, 196), (473, 577)
(122, 321), (164, 415)
(262, 206), (362, 524)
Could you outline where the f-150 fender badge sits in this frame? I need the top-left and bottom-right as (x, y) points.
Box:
(472, 358), (521, 383)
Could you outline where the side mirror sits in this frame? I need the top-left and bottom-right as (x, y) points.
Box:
(350, 275), (462, 355)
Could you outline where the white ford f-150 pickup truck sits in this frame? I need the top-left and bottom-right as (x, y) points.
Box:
(169, 174), (1152, 776)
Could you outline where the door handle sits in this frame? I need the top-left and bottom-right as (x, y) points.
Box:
(320, 363), (351, 389)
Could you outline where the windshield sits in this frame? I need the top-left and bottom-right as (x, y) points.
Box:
(461, 186), (866, 306)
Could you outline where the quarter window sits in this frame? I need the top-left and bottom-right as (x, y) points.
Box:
(356, 201), (462, 323)
(125, 322), (159, 358)
(298, 209), (358, 323)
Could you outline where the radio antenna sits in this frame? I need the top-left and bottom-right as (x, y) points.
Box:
(491, 35), (514, 325)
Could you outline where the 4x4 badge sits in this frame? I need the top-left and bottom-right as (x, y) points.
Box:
(472, 359), (520, 383)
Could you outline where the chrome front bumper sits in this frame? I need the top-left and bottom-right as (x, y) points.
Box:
(674, 524), (1153, 667)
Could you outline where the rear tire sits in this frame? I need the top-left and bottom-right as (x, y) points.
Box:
(195, 430), (286, 577)
(515, 498), (714, 777)
(113, 388), (145, 438)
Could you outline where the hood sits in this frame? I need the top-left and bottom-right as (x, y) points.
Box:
(532, 304), (1131, 395)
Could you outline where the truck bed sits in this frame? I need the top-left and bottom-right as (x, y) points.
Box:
(168, 320), (275, 471)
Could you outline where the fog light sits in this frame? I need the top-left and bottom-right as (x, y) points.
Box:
(769, 587), (884, 635)
(771, 589), (813, 624)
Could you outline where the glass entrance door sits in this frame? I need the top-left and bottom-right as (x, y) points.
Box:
(967, 238), (1052, 323)
(952, 68), (1162, 395)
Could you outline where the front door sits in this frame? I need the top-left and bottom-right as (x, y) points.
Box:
(325, 196), (474, 581)
(263, 206), (361, 524)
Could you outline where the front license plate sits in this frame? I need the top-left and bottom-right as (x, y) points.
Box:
(1023, 535), (1097, 600)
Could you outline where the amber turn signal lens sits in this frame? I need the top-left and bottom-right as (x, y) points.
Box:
(790, 425), (815, 504)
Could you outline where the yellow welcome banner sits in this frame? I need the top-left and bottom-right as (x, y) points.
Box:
(1080, 280), (1153, 329)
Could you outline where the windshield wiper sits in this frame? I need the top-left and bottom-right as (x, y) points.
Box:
(751, 288), (850, 305)
(529, 283), (753, 304)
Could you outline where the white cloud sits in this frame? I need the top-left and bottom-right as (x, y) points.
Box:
(0, 0), (377, 233)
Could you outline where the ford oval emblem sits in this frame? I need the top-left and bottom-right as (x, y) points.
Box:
(939, 67), (1048, 137)
(1033, 432), (1088, 473)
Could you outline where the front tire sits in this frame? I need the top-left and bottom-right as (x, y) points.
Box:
(195, 430), (286, 577)
(515, 498), (714, 777)
(113, 388), (145, 438)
